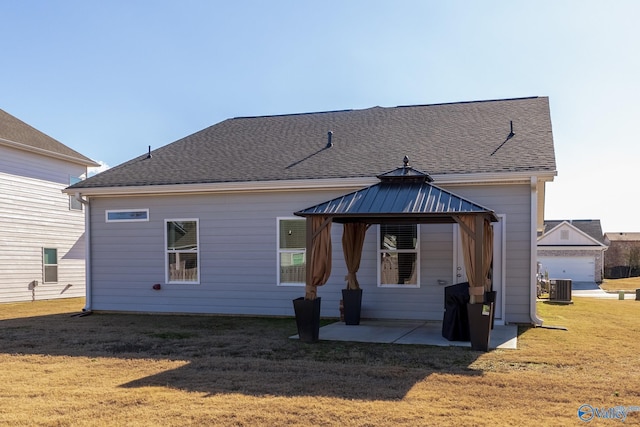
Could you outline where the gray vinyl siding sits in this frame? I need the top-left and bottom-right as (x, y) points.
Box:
(88, 181), (534, 322)
(0, 146), (88, 302)
(89, 190), (353, 315)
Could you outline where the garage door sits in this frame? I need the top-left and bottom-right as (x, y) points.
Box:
(538, 256), (595, 282)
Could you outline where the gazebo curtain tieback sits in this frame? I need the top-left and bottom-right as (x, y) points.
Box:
(344, 272), (359, 287)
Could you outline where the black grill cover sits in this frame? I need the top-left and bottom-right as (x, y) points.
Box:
(442, 282), (470, 341)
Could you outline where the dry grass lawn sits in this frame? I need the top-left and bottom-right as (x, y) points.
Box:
(1, 297), (639, 426)
(601, 276), (640, 292)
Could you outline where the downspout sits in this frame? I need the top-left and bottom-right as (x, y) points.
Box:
(530, 177), (543, 325)
(75, 192), (92, 312)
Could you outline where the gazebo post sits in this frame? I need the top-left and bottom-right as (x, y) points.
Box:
(468, 214), (494, 351)
(304, 217), (315, 300)
(293, 216), (332, 343)
(341, 222), (369, 325)
(472, 214), (485, 304)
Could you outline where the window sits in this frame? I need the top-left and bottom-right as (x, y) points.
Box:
(43, 248), (58, 283)
(69, 176), (82, 210)
(165, 219), (199, 283)
(106, 209), (149, 222)
(378, 224), (419, 287)
(278, 218), (306, 286)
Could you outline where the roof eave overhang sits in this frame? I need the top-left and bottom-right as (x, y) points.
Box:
(63, 170), (557, 197)
(63, 177), (378, 196)
(437, 170), (557, 186)
(0, 137), (100, 167)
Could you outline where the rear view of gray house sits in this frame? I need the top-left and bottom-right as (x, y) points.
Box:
(1, 109), (99, 302)
(66, 97), (557, 324)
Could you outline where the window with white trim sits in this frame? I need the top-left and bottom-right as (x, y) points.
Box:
(43, 248), (58, 283)
(277, 218), (306, 286)
(106, 209), (149, 222)
(165, 219), (199, 283)
(378, 224), (419, 287)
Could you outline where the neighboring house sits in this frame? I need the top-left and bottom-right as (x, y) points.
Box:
(603, 232), (640, 278)
(65, 96), (557, 325)
(537, 220), (607, 283)
(0, 109), (99, 302)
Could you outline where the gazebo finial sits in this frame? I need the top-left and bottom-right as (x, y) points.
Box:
(403, 155), (409, 167)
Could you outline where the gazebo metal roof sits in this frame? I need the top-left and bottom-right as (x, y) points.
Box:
(295, 158), (499, 224)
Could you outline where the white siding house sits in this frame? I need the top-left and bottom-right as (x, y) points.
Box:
(66, 97), (557, 324)
(0, 109), (99, 302)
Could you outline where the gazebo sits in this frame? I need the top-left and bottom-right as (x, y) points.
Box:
(293, 157), (499, 350)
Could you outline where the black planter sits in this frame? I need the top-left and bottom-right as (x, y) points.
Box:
(467, 302), (493, 351)
(341, 289), (363, 325)
(293, 297), (321, 343)
(485, 291), (497, 330)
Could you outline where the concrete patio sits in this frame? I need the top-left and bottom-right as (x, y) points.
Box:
(292, 319), (518, 350)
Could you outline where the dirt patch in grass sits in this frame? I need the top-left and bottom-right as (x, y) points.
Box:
(1, 297), (639, 426)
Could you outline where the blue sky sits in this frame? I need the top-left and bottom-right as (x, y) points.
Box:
(2, 1), (639, 231)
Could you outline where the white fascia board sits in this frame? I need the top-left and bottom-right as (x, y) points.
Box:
(433, 170), (557, 186)
(0, 137), (100, 167)
(63, 177), (380, 197)
(63, 170), (557, 197)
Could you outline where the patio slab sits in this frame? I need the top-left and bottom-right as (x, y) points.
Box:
(293, 319), (518, 349)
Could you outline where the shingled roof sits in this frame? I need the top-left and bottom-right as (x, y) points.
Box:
(69, 96), (556, 190)
(0, 109), (98, 166)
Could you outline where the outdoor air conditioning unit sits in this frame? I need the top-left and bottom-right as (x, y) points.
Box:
(549, 279), (572, 303)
